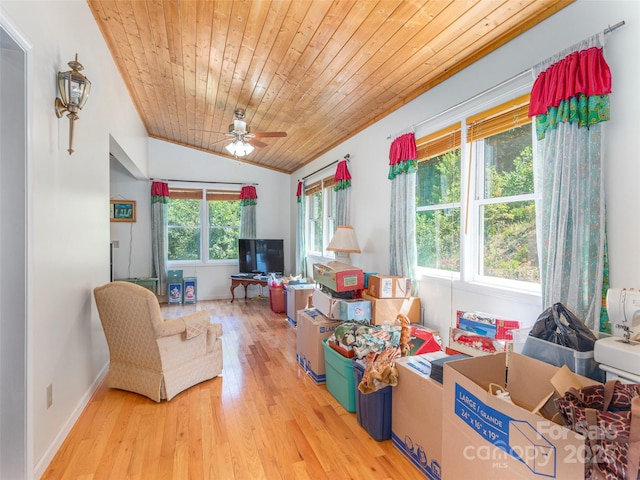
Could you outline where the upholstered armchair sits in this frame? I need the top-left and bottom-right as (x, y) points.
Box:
(94, 281), (223, 402)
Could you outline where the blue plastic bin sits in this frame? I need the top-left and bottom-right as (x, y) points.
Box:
(353, 360), (393, 441)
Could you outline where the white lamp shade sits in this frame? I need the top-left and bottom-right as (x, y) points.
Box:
(327, 225), (361, 254)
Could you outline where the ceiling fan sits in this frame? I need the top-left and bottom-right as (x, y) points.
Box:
(203, 108), (287, 157)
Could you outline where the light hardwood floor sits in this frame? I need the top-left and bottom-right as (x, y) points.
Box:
(41, 298), (427, 479)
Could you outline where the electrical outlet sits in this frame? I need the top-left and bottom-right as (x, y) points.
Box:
(112, 240), (119, 248)
(46, 384), (53, 408)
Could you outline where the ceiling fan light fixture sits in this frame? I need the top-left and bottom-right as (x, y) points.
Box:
(225, 139), (254, 156)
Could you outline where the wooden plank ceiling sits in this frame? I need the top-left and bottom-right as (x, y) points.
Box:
(88, 0), (573, 174)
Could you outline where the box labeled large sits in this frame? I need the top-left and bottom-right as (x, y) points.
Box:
(367, 275), (411, 298)
(286, 284), (315, 326)
(296, 309), (341, 384)
(442, 353), (599, 479)
(312, 288), (371, 322)
(392, 355), (443, 480)
(313, 261), (364, 292)
(362, 293), (420, 325)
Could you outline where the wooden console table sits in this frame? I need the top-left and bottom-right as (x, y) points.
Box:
(230, 276), (268, 303)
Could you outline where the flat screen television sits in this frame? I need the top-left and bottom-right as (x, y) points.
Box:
(238, 239), (284, 275)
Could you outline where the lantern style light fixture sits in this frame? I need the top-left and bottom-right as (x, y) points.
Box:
(55, 54), (91, 155)
(225, 139), (254, 157)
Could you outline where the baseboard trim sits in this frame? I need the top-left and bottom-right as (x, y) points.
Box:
(33, 363), (109, 479)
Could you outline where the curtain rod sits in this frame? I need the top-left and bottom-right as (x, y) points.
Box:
(300, 154), (350, 181)
(152, 178), (258, 186)
(387, 19), (626, 140)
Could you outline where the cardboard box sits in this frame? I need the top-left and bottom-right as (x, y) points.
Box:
(312, 288), (371, 322)
(442, 353), (598, 479)
(286, 284), (315, 326)
(449, 327), (511, 357)
(313, 261), (364, 292)
(367, 275), (411, 299)
(362, 293), (421, 325)
(392, 355), (443, 479)
(456, 311), (521, 340)
(296, 309), (341, 384)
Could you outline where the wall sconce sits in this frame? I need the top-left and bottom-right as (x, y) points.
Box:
(327, 225), (361, 264)
(55, 54), (91, 155)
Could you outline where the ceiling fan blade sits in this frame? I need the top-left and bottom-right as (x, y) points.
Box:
(253, 131), (287, 138)
(248, 138), (268, 148)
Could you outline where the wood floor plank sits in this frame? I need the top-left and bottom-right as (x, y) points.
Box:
(42, 299), (427, 479)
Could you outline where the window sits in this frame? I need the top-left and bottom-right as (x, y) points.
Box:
(468, 95), (538, 284)
(416, 124), (462, 272)
(305, 175), (337, 256)
(168, 187), (240, 263)
(416, 94), (539, 287)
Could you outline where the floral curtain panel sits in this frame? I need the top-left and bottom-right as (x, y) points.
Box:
(530, 33), (611, 331)
(239, 185), (257, 239)
(151, 181), (169, 296)
(388, 133), (417, 282)
(295, 181), (307, 277)
(334, 157), (352, 228)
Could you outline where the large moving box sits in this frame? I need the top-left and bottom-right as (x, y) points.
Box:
(296, 309), (340, 384)
(392, 355), (443, 480)
(442, 353), (598, 479)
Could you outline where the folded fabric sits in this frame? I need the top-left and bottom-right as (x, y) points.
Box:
(184, 315), (208, 339)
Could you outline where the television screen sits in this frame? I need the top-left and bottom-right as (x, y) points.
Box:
(238, 239), (284, 275)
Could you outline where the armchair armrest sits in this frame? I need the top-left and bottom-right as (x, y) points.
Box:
(155, 310), (211, 338)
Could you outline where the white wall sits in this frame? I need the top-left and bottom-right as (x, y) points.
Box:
(0, 0), (148, 477)
(292, 0), (640, 341)
(145, 138), (290, 299)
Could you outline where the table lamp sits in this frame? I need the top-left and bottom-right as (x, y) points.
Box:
(327, 225), (361, 263)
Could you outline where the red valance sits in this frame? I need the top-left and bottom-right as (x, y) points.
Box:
(388, 132), (417, 165)
(151, 181), (169, 203)
(151, 181), (169, 197)
(529, 47), (611, 117)
(239, 185), (257, 200)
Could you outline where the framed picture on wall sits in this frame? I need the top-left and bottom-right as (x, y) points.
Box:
(110, 200), (136, 222)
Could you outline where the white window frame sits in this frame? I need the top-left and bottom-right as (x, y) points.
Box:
(305, 177), (337, 258)
(167, 184), (241, 267)
(415, 86), (541, 295)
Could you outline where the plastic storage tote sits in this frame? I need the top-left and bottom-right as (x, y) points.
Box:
(322, 339), (356, 412)
(521, 335), (605, 382)
(353, 360), (392, 441)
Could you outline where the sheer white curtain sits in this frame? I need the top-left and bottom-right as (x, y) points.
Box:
(334, 158), (352, 227)
(531, 33), (611, 330)
(151, 181), (169, 296)
(388, 133), (417, 282)
(295, 181), (307, 277)
(240, 185), (257, 239)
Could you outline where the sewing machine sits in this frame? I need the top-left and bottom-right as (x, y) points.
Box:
(594, 288), (640, 383)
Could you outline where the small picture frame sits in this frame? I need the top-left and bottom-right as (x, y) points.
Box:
(110, 200), (136, 222)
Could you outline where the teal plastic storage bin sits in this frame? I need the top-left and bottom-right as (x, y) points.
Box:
(322, 339), (356, 413)
(353, 360), (392, 441)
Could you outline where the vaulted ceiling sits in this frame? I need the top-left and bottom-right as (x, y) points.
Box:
(88, 0), (573, 173)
